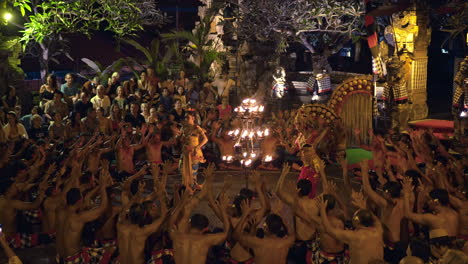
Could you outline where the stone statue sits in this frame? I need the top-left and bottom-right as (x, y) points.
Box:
(272, 66), (287, 98)
(453, 56), (468, 138)
(383, 56), (410, 131)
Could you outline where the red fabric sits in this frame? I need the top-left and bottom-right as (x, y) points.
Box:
(217, 105), (232, 120)
(365, 16), (375, 27)
(298, 166), (320, 198)
(409, 119), (454, 134)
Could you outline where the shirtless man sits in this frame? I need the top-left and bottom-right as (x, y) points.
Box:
(86, 137), (113, 175)
(320, 199), (384, 264)
(361, 160), (406, 263)
(145, 130), (175, 165)
(169, 183), (230, 264)
(116, 180), (168, 264)
(210, 121), (239, 170)
(115, 128), (146, 175)
(233, 199), (295, 264)
(60, 170), (111, 263)
(296, 194), (347, 264)
(402, 178), (459, 237)
(275, 164), (317, 264)
(259, 130), (280, 170)
(449, 191), (468, 253)
(0, 180), (47, 240)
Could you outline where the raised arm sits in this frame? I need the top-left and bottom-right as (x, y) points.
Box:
(233, 199), (263, 249)
(77, 170), (111, 223)
(275, 163), (295, 206)
(360, 160), (387, 208)
(402, 177), (438, 227)
(319, 197), (355, 244)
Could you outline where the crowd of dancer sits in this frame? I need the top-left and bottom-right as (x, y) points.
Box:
(0, 69), (467, 264)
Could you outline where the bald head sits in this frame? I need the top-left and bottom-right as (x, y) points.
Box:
(399, 256), (424, 264)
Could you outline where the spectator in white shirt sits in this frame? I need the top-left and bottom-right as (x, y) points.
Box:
(90, 85), (111, 115)
(3, 111), (28, 141)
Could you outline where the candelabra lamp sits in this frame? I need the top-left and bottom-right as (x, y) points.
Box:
(225, 98), (269, 187)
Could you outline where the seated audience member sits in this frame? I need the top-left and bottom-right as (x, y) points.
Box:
(81, 108), (99, 135)
(125, 102), (145, 128)
(106, 72), (121, 97)
(48, 112), (67, 141)
(108, 104), (123, 132)
(60, 73), (80, 103)
(170, 99), (185, 123)
(28, 114), (47, 141)
(96, 107), (112, 136)
(173, 86), (187, 108)
(3, 111), (28, 141)
(91, 85), (111, 115)
(2, 86), (19, 111)
(39, 74), (59, 106)
(216, 97), (232, 120)
(141, 103), (150, 123)
(113, 86), (128, 110)
(19, 106), (40, 131)
(138, 71), (148, 91)
(44, 91), (69, 120)
(200, 82), (218, 108)
(74, 92), (93, 118)
(82, 76), (99, 96)
(159, 88), (173, 113)
(67, 112), (83, 139)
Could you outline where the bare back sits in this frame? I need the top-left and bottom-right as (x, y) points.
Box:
(382, 199), (404, 242)
(348, 228), (384, 264)
(251, 236), (294, 264)
(172, 233), (218, 264)
(320, 215), (345, 254)
(296, 197), (318, 241)
(63, 210), (86, 257)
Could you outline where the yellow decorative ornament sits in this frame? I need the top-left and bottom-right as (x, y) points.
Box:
(358, 85), (362, 89)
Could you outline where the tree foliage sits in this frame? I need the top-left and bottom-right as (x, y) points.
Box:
(234, 0), (364, 54)
(161, 15), (226, 83)
(10, 0), (166, 46)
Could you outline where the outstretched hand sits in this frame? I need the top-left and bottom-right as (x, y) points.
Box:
(240, 199), (254, 216)
(402, 177), (413, 194)
(351, 190), (367, 210)
(280, 163), (291, 178)
(203, 163), (216, 181)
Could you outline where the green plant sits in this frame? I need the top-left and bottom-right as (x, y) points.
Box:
(161, 14), (226, 83)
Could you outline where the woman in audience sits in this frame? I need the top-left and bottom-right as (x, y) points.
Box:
(109, 104), (123, 133)
(173, 86), (187, 108)
(2, 86), (20, 111)
(39, 74), (59, 106)
(113, 86), (128, 111)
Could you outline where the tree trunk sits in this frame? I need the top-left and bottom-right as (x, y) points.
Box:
(39, 43), (49, 82)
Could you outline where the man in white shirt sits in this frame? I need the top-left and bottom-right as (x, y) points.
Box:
(90, 85), (111, 114)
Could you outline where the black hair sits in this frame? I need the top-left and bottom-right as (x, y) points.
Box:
(355, 209), (374, 227)
(382, 181), (402, 198)
(434, 155), (448, 166)
(239, 188), (256, 199)
(232, 195), (248, 217)
(66, 188), (82, 206)
(190, 213), (209, 231)
(297, 179), (312, 197)
(323, 194), (336, 211)
(130, 179), (140, 196)
(80, 172), (93, 185)
(54, 90), (64, 97)
(265, 213), (287, 238)
(429, 236), (452, 247)
(429, 188), (450, 206)
(45, 186), (55, 197)
(129, 203), (146, 227)
(0, 179), (14, 195)
(405, 169), (422, 187)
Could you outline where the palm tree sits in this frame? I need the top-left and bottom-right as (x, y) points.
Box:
(161, 14), (225, 84)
